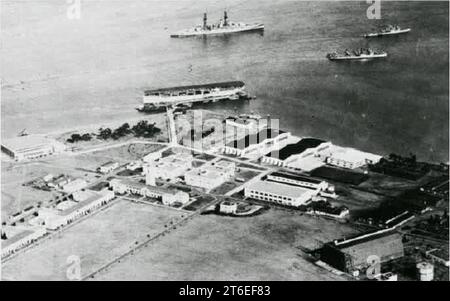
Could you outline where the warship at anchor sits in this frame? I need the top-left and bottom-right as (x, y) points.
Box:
(170, 11), (264, 38)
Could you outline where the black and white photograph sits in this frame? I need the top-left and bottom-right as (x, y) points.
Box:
(0, 0), (449, 285)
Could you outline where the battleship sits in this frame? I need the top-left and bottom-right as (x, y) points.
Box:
(327, 48), (387, 61)
(170, 11), (264, 38)
(364, 25), (411, 38)
(137, 81), (251, 112)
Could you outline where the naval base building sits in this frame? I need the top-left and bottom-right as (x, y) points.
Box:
(1, 135), (66, 162)
(320, 231), (404, 273)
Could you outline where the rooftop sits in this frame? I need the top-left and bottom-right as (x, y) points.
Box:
(326, 145), (382, 163)
(268, 171), (322, 184)
(428, 248), (449, 260)
(1, 135), (62, 152)
(54, 190), (112, 216)
(214, 160), (235, 169)
(226, 128), (285, 150)
(246, 180), (313, 199)
(264, 138), (325, 160)
(56, 200), (78, 211)
(145, 81), (245, 95)
(333, 230), (402, 250)
(111, 178), (181, 196)
(2, 226), (44, 249)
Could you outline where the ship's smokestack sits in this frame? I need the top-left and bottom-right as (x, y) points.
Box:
(203, 12), (207, 30)
(224, 10), (228, 26)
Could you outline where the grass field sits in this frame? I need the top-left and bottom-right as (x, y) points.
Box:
(91, 143), (166, 162)
(357, 172), (419, 197)
(92, 208), (360, 280)
(183, 195), (216, 211)
(209, 181), (240, 195)
(1, 200), (183, 280)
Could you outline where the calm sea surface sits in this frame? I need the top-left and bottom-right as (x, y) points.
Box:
(1, 1), (448, 162)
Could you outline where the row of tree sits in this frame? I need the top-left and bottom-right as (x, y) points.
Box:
(67, 133), (92, 143)
(67, 121), (161, 143)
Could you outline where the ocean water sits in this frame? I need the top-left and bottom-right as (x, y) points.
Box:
(1, 0), (448, 162)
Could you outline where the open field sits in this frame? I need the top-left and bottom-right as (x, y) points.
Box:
(92, 208), (359, 280)
(311, 166), (369, 185)
(357, 172), (419, 197)
(209, 181), (240, 195)
(334, 186), (386, 216)
(90, 142), (166, 162)
(235, 168), (261, 181)
(183, 195), (216, 211)
(1, 200), (183, 280)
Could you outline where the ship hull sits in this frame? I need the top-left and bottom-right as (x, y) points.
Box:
(171, 24), (264, 38)
(328, 53), (387, 61)
(364, 28), (411, 38)
(143, 87), (247, 105)
(138, 89), (250, 113)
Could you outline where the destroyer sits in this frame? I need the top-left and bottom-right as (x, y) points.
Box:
(137, 81), (250, 112)
(170, 11), (264, 38)
(364, 25), (411, 38)
(327, 48), (387, 61)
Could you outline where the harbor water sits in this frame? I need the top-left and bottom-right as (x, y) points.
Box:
(1, 0), (448, 162)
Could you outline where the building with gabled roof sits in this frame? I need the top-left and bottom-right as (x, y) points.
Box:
(223, 128), (292, 159)
(320, 230), (404, 273)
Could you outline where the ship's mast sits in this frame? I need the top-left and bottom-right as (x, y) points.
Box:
(203, 12), (207, 30)
(224, 10), (228, 26)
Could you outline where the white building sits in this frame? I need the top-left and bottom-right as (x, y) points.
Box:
(43, 174), (54, 182)
(245, 179), (318, 207)
(317, 145), (382, 170)
(162, 191), (190, 206)
(109, 178), (189, 206)
(222, 128), (293, 159)
(142, 149), (164, 163)
(261, 140), (382, 171)
(219, 201), (238, 214)
(266, 172), (337, 198)
(126, 161), (142, 171)
(143, 153), (193, 181)
(261, 138), (326, 166)
(225, 115), (267, 133)
(266, 172), (328, 191)
(61, 178), (88, 193)
(185, 160), (235, 190)
(1, 225), (47, 259)
(306, 206), (350, 219)
(98, 161), (119, 174)
(1, 135), (66, 162)
(37, 189), (115, 230)
(47, 175), (73, 188)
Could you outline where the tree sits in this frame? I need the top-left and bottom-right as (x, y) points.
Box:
(1, 232), (7, 240)
(131, 120), (161, 138)
(81, 133), (92, 141)
(98, 127), (112, 140)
